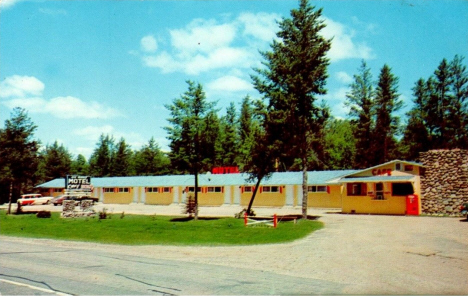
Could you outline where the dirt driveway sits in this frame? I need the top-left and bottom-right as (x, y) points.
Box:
(113, 213), (464, 295)
(2, 204), (468, 294)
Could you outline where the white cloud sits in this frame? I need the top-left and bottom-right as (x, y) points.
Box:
(140, 35), (158, 52)
(73, 125), (115, 140)
(0, 0), (24, 10)
(237, 12), (280, 42)
(207, 75), (253, 92)
(336, 71), (353, 84)
(45, 96), (122, 119)
(1, 75), (122, 119)
(139, 13), (279, 75)
(324, 87), (349, 118)
(321, 17), (374, 61)
(0, 75), (45, 98)
(170, 18), (237, 55)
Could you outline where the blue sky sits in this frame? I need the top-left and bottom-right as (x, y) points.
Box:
(1, 0), (467, 159)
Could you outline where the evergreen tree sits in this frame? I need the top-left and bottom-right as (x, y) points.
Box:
(165, 81), (217, 219)
(251, 0), (331, 219)
(238, 96), (258, 170)
(134, 138), (170, 175)
(71, 154), (89, 175)
(218, 102), (239, 166)
(401, 78), (431, 160)
(324, 119), (356, 169)
(373, 64), (403, 164)
(88, 134), (115, 177)
(346, 60), (375, 169)
(447, 55), (468, 148)
(111, 137), (133, 176)
(0, 108), (40, 208)
(38, 141), (72, 182)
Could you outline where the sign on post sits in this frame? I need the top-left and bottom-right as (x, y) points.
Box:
(65, 175), (92, 192)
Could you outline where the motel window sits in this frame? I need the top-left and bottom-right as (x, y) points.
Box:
(118, 188), (129, 193)
(244, 186), (253, 193)
(54, 188), (62, 192)
(308, 186), (327, 193)
(147, 187), (158, 193)
(188, 187), (202, 193)
(262, 186), (279, 193)
(207, 186), (222, 193)
(104, 188), (114, 193)
(347, 183), (367, 196)
(162, 187), (171, 193)
(392, 183), (414, 196)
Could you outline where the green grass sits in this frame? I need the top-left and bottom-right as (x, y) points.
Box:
(0, 211), (323, 246)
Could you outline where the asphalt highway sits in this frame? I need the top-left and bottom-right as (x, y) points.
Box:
(0, 238), (344, 295)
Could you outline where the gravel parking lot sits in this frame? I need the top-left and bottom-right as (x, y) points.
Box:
(2, 203), (468, 294)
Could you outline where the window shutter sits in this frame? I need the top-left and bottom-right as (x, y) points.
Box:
(346, 184), (352, 195)
(327, 186), (330, 194)
(260, 187), (263, 193)
(241, 187), (244, 194)
(279, 186), (283, 194)
(362, 183), (368, 195)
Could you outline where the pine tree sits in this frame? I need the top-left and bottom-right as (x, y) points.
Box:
(38, 141), (73, 182)
(88, 134), (115, 177)
(345, 60), (375, 169)
(373, 64), (403, 164)
(218, 102), (239, 166)
(134, 138), (170, 175)
(165, 81), (217, 219)
(0, 108), (40, 210)
(251, 0), (331, 219)
(111, 138), (133, 176)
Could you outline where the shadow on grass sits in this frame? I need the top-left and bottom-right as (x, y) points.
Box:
(170, 217), (220, 222)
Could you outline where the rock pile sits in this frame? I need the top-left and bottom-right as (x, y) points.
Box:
(420, 149), (468, 215)
(62, 200), (96, 218)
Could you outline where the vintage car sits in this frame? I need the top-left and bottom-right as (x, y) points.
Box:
(17, 194), (54, 206)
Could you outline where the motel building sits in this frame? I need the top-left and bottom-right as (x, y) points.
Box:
(37, 160), (423, 215)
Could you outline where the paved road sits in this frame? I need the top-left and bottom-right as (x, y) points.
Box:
(0, 238), (344, 295)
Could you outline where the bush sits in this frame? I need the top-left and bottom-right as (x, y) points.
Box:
(36, 211), (51, 218)
(235, 208), (256, 219)
(183, 195), (197, 217)
(99, 208), (108, 220)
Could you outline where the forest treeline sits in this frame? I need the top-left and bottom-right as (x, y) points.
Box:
(1, 54), (466, 202)
(0, 2), (466, 205)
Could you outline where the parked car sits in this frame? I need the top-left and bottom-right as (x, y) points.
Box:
(52, 194), (98, 206)
(18, 194), (54, 206)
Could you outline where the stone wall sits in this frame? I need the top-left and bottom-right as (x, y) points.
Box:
(420, 149), (468, 216)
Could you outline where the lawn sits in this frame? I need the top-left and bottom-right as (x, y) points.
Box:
(0, 211), (323, 246)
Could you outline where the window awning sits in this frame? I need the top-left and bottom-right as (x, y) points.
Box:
(339, 176), (415, 183)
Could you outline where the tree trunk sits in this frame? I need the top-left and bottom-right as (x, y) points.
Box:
(302, 158), (308, 219)
(246, 175), (264, 215)
(7, 181), (13, 215)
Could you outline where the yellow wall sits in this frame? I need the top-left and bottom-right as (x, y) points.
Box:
(197, 192), (224, 206)
(342, 194), (407, 215)
(145, 193), (173, 205)
(308, 185), (342, 208)
(240, 186), (286, 207)
(103, 190), (133, 204)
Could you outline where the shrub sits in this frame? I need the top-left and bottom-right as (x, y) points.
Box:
(183, 195), (197, 217)
(37, 211), (51, 218)
(99, 208), (108, 220)
(235, 208), (256, 219)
